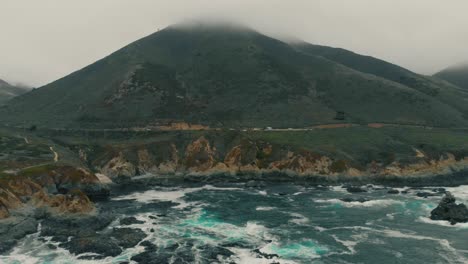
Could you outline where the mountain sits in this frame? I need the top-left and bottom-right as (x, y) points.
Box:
(0, 79), (28, 105)
(434, 63), (468, 90)
(2, 23), (468, 128)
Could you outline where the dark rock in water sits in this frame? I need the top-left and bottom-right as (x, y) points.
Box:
(131, 251), (170, 264)
(432, 188), (446, 193)
(430, 192), (468, 225)
(0, 240), (17, 254)
(130, 241), (167, 263)
(220, 241), (251, 248)
(140, 240), (157, 250)
(60, 227), (146, 258)
(199, 245), (234, 260)
(47, 244), (57, 250)
(110, 228), (147, 248)
(150, 228), (155, 233)
(0, 217), (39, 254)
(149, 215), (158, 220)
(346, 186), (367, 193)
(9, 218), (38, 239)
(387, 189), (400, 194)
(81, 185), (111, 201)
(61, 236), (122, 258)
(416, 192), (439, 198)
(40, 214), (146, 258)
(41, 214), (114, 239)
(253, 248), (279, 259)
(245, 180), (266, 188)
(120, 216), (144, 225)
(340, 197), (370, 203)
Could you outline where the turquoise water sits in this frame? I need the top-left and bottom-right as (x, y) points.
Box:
(1, 183), (468, 263)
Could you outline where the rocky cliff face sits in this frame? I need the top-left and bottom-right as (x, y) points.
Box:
(87, 136), (468, 180)
(0, 166), (105, 219)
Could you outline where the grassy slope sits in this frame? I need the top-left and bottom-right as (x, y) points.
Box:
(35, 127), (468, 170)
(293, 43), (468, 121)
(2, 25), (468, 128)
(0, 79), (27, 105)
(434, 64), (468, 90)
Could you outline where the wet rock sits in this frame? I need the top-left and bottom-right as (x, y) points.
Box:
(9, 218), (38, 240)
(59, 227), (145, 258)
(340, 197), (370, 203)
(387, 189), (400, 194)
(200, 245), (234, 260)
(110, 228), (146, 248)
(0, 217), (39, 254)
(220, 241), (251, 248)
(432, 188), (446, 193)
(61, 236), (122, 258)
(120, 216), (144, 225)
(41, 214), (115, 239)
(430, 192), (468, 225)
(245, 180), (266, 188)
(0, 240), (16, 254)
(416, 192), (439, 198)
(131, 251), (170, 264)
(253, 248), (279, 259)
(346, 186), (367, 193)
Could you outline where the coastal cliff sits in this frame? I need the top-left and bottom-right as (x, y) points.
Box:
(0, 165), (107, 219)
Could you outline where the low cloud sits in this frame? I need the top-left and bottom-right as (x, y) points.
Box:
(1, 0), (467, 86)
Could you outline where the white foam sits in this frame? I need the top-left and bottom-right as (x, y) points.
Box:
(228, 248), (298, 264)
(445, 185), (468, 203)
(112, 185), (241, 209)
(417, 217), (468, 229)
(255, 206), (276, 211)
(288, 213), (310, 225)
(314, 198), (404, 208)
(331, 234), (359, 255)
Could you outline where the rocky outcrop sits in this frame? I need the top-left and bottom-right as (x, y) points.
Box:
(101, 152), (137, 178)
(0, 165), (106, 219)
(430, 192), (468, 225)
(185, 136), (218, 172)
(92, 136), (468, 182)
(0, 217), (38, 254)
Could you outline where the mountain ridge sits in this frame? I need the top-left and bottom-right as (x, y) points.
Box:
(0, 78), (29, 105)
(434, 63), (468, 90)
(3, 23), (468, 128)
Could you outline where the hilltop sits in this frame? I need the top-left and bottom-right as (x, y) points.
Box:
(2, 23), (468, 128)
(0, 79), (28, 105)
(434, 63), (468, 90)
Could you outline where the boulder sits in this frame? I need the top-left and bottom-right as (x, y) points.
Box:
(120, 216), (145, 225)
(417, 192), (439, 198)
(340, 197), (370, 203)
(346, 186), (367, 193)
(430, 192), (468, 225)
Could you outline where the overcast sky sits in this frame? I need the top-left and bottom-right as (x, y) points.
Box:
(1, 0), (468, 87)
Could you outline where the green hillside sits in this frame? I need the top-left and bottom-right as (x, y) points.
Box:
(2, 23), (468, 128)
(0, 79), (28, 105)
(293, 43), (468, 122)
(434, 63), (468, 90)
